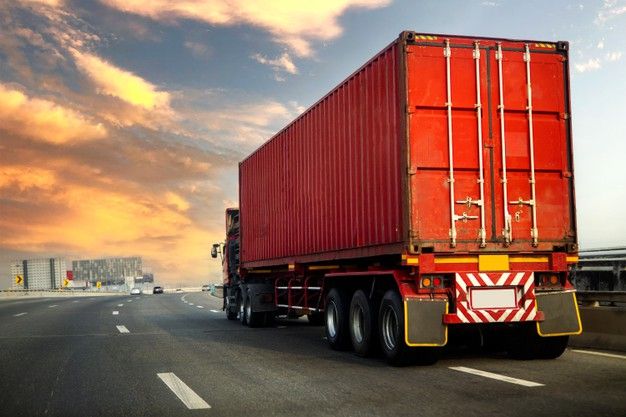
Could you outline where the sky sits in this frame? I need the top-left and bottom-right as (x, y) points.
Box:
(1, 0), (625, 288)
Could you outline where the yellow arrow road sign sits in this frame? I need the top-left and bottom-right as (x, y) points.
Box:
(15, 275), (23, 285)
(96, 281), (101, 288)
(63, 279), (70, 287)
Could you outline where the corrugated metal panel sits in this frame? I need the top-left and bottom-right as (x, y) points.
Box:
(240, 43), (404, 265)
(240, 32), (576, 267)
(406, 35), (575, 252)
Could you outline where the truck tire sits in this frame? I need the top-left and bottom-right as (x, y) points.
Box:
(226, 294), (237, 320)
(226, 307), (237, 320)
(535, 335), (569, 359)
(245, 294), (264, 328)
(237, 293), (247, 325)
(508, 325), (568, 359)
(349, 289), (379, 357)
(325, 288), (351, 350)
(379, 290), (413, 365)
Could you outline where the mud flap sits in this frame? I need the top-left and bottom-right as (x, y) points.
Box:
(404, 298), (448, 346)
(536, 291), (582, 337)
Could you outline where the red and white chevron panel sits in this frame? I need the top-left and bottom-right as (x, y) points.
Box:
(454, 272), (538, 323)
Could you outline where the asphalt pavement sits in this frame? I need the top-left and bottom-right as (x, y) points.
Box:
(0, 292), (625, 417)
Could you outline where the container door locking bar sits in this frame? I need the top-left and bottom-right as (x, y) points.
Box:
(472, 41), (487, 248)
(496, 42), (513, 245)
(522, 44), (539, 247)
(444, 39), (482, 248)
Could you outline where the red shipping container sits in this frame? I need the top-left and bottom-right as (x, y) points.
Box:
(240, 32), (576, 268)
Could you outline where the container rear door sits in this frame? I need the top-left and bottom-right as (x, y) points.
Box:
(406, 38), (575, 252)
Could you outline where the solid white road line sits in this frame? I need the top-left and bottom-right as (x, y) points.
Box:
(48, 305), (59, 308)
(13, 312), (27, 317)
(157, 373), (211, 410)
(449, 366), (544, 387)
(116, 325), (130, 334)
(117, 304), (124, 307)
(210, 309), (220, 313)
(571, 349), (626, 360)
(112, 311), (119, 315)
(197, 305), (204, 309)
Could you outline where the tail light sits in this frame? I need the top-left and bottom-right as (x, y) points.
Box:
(536, 273), (562, 287)
(420, 275), (450, 289)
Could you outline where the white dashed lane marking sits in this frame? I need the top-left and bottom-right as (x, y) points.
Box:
(449, 366), (544, 387)
(117, 304), (124, 307)
(13, 312), (27, 317)
(197, 305), (204, 309)
(48, 305), (58, 308)
(116, 325), (130, 334)
(210, 309), (220, 313)
(571, 349), (626, 360)
(157, 373), (211, 410)
(112, 311), (119, 315)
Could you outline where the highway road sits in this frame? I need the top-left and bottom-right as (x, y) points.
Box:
(0, 293), (624, 417)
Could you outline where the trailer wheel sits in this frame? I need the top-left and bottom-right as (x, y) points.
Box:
(237, 293), (247, 325)
(349, 290), (379, 357)
(245, 295), (264, 328)
(225, 294), (237, 320)
(325, 288), (351, 350)
(508, 324), (568, 359)
(379, 290), (413, 365)
(535, 335), (569, 359)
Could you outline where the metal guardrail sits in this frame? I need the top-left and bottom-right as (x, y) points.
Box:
(572, 247), (626, 292)
(576, 291), (626, 305)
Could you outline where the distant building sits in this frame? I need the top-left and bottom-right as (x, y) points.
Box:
(142, 273), (154, 283)
(72, 257), (142, 286)
(10, 258), (66, 290)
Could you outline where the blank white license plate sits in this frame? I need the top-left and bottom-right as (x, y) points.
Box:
(470, 288), (517, 309)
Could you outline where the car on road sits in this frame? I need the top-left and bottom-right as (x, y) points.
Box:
(201, 284), (210, 292)
(153, 286), (163, 294)
(130, 287), (141, 295)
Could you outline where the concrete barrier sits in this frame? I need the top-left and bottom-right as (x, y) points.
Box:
(569, 306), (626, 352)
(0, 289), (121, 299)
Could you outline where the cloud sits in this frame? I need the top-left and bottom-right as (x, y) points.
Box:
(575, 58), (602, 73)
(99, 0), (391, 57)
(252, 52), (298, 80)
(184, 41), (212, 59)
(595, 0), (626, 24)
(71, 49), (171, 112)
(606, 51), (622, 61)
(0, 83), (107, 144)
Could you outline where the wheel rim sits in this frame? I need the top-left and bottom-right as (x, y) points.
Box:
(238, 297), (243, 320)
(351, 304), (365, 344)
(326, 300), (338, 338)
(246, 298), (251, 320)
(381, 305), (398, 350)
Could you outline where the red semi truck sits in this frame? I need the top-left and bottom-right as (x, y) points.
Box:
(212, 31), (582, 365)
